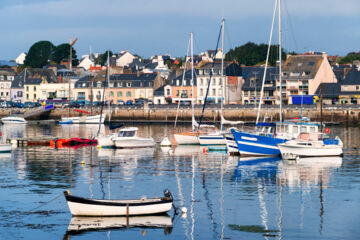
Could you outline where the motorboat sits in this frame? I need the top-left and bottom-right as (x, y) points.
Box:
(1, 116), (26, 124)
(174, 131), (200, 145)
(63, 190), (173, 216)
(198, 131), (226, 146)
(0, 144), (12, 153)
(224, 132), (239, 156)
(97, 133), (116, 148)
(278, 133), (343, 158)
(65, 215), (173, 235)
(113, 127), (155, 148)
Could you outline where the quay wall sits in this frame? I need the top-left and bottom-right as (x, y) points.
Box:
(0, 106), (359, 125)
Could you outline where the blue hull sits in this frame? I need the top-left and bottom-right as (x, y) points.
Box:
(231, 129), (287, 156)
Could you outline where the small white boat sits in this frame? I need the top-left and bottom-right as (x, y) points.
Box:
(224, 132), (239, 156)
(64, 190), (173, 216)
(66, 215), (173, 234)
(1, 116), (26, 124)
(0, 144), (12, 153)
(198, 132), (226, 146)
(97, 133), (116, 148)
(60, 114), (106, 124)
(113, 127), (155, 148)
(278, 133), (343, 158)
(174, 131), (200, 145)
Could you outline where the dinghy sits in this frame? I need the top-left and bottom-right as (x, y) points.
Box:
(64, 190), (173, 216)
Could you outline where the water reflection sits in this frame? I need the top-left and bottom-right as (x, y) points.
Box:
(64, 214), (173, 237)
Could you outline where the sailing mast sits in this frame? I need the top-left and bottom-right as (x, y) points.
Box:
(190, 32), (196, 131)
(107, 51), (111, 124)
(255, 0), (278, 124)
(220, 18), (225, 131)
(90, 67), (93, 115)
(278, 0), (282, 122)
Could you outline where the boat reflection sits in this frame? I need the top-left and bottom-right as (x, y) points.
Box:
(64, 214), (173, 237)
(0, 152), (12, 160)
(97, 147), (155, 159)
(170, 145), (203, 157)
(233, 157), (281, 183)
(277, 157), (342, 189)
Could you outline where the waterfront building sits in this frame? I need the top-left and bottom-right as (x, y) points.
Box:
(73, 73), (105, 102)
(168, 69), (197, 104)
(241, 66), (277, 105)
(116, 51), (136, 67)
(153, 85), (166, 104)
(78, 55), (95, 71)
(282, 52), (337, 104)
(196, 61), (242, 104)
(105, 72), (163, 104)
(0, 69), (16, 101)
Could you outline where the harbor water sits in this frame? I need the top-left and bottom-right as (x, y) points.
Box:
(0, 123), (359, 239)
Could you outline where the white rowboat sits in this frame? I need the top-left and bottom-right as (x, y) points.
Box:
(64, 190), (173, 217)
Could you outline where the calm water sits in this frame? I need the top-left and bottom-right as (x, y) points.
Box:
(0, 123), (359, 239)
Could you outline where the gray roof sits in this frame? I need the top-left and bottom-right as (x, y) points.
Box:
(171, 69), (197, 86)
(199, 62), (242, 76)
(282, 55), (323, 80)
(154, 85), (165, 96)
(11, 68), (57, 88)
(340, 68), (360, 85)
(241, 66), (277, 91)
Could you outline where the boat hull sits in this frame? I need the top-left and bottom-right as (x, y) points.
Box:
(97, 134), (115, 148)
(174, 132), (199, 145)
(1, 116), (26, 124)
(64, 192), (173, 216)
(198, 133), (226, 145)
(0, 144), (12, 153)
(278, 141), (343, 157)
(114, 137), (155, 148)
(61, 114), (106, 124)
(231, 129), (286, 157)
(225, 133), (239, 156)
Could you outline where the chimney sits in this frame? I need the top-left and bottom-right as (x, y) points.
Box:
(137, 71), (141, 77)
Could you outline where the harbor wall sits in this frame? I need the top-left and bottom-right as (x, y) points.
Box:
(0, 106), (359, 125)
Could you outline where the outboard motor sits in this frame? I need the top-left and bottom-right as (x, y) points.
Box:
(164, 189), (172, 199)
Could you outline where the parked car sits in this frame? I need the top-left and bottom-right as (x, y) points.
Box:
(126, 100), (133, 105)
(117, 100), (125, 105)
(135, 99), (145, 106)
(24, 102), (35, 108)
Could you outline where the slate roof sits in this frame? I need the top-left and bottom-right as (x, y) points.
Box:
(107, 73), (157, 88)
(154, 85), (165, 96)
(340, 68), (360, 85)
(241, 66), (278, 91)
(315, 83), (341, 98)
(11, 68), (57, 88)
(282, 55), (323, 80)
(170, 69), (198, 86)
(199, 62), (242, 76)
(25, 78), (43, 85)
(74, 75), (105, 88)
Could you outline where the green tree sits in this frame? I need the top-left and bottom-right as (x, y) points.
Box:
(96, 50), (114, 66)
(52, 43), (78, 66)
(338, 52), (360, 64)
(24, 41), (55, 68)
(225, 42), (286, 66)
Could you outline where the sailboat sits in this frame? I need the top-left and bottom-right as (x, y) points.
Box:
(198, 19), (244, 146)
(173, 32), (202, 145)
(60, 42), (105, 124)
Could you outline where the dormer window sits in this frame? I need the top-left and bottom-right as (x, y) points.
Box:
(127, 82), (131, 87)
(97, 82), (102, 88)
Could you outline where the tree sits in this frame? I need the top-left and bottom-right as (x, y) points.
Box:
(225, 42), (286, 66)
(24, 41), (55, 68)
(96, 50), (114, 66)
(52, 43), (78, 66)
(338, 52), (360, 64)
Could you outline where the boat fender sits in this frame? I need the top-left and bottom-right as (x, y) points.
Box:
(67, 189), (71, 195)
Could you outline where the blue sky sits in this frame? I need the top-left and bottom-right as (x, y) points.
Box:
(0, 0), (359, 60)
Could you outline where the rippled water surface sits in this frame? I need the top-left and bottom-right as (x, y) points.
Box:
(0, 123), (359, 239)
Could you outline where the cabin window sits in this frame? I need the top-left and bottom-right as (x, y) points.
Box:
(310, 126), (316, 133)
(292, 125), (298, 134)
(301, 126), (307, 132)
(118, 131), (135, 137)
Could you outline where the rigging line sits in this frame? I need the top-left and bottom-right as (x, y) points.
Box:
(174, 37), (191, 129)
(283, 0), (299, 53)
(198, 23), (223, 129)
(256, 0), (278, 125)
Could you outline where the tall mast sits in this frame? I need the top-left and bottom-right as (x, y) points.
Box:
(90, 66), (93, 115)
(278, 0), (282, 122)
(107, 51), (111, 124)
(220, 18), (225, 131)
(256, 0), (278, 124)
(190, 32), (195, 131)
(68, 39), (72, 117)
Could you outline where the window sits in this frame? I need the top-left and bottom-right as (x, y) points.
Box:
(34, 86), (36, 91)
(82, 83), (86, 87)
(301, 126), (307, 132)
(200, 79), (203, 85)
(357, 86), (359, 91)
(126, 82), (131, 87)
(0, 76), (3, 80)
(17, 92), (22, 97)
(176, 90), (179, 97)
(1, 92), (3, 96)
(308, 61), (315, 66)
(292, 126), (298, 134)
(200, 89), (203, 96)
(110, 91), (114, 97)
(166, 89), (170, 96)
(218, 78), (222, 85)
(183, 80), (186, 86)
(110, 82), (114, 87)
(26, 86), (29, 91)
(126, 91), (131, 97)
(34, 94), (36, 99)
(212, 89), (216, 96)
(78, 92), (85, 100)
(297, 63), (303, 67)
(176, 80), (180, 86)
(26, 94), (29, 99)
(8, 76), (14, 81)
(117, 91), (122, 97)
(213, 78), (216, 85)
(97, 82), (102, 88)
(218, 89), (222, 95)
(310, 127), (316, 133)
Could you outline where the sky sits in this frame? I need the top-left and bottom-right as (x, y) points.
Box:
(0, 0), (359, 60)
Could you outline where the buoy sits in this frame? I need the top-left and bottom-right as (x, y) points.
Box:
(81, 161), (85, 165)
(203, 148), (208, 154)
(181, 207), (188, 213)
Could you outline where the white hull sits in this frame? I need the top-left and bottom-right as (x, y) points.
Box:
(66, 215), (172, 233)
(64, 192), (173, 217)
(225, 133), (239, 156)
(278, 141), (343, 157)
(97, 134), (115, 148)
(61, 114), (106, 124)
(174, 133), (199, 145)
(114, 137), (155, 148)
(199, 133), (226, 145)
(0, 144), (12, 153)
(1, 116), (26, 124)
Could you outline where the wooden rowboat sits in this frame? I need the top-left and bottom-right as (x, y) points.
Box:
(64, 190), (173, 216)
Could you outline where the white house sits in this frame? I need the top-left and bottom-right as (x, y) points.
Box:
(78, 56), (94, 71)
(116, 51), (136, 67)
(15, 52), (26, 65)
